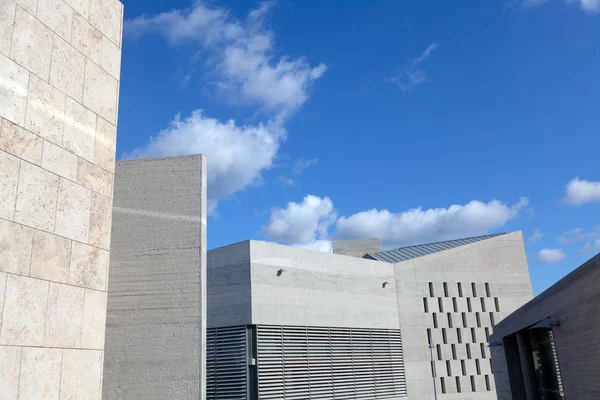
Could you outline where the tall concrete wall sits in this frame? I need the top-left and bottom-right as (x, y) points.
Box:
(394, 231), (533, 400)
(0, 0), (122, 398)
(490, 252), (600, 400)
(102, 155), (207, 400)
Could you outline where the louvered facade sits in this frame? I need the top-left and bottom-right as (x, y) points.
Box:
(207, 326), (250, 400)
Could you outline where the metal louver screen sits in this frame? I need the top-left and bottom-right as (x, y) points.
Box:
(256, 325), (407, 399)
(207, 326), (248, 399)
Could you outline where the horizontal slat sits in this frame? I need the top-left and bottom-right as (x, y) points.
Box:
(207, 326), (248, 400)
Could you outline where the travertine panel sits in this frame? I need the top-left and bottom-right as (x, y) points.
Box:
(77, 157), (113, 197)
(55, 178), (92, 242)
(94, 116), (116, 172)
(71, 12), (102, 65)
(0, 273), (6, 329)
(0, 275), (49, 346)
(30, 229), (71, 284)
(89, 0), (122, 47)
(0, 118), (44, 165)
(0, 150), (20, 220)
(0, 1), (15, 57)
(11, 7), (53, 81)
(63, 97), (96, 161)
(81, 288), (107, 349)
(14, 0), (37, 15)
(88, 191), (112, 249)
(65, 0), (90, 19)
(70, 241), (108, 291)
(42, 141), (78, 181)
(0, 219), (33, 275)
(0, 345), (21, 400)
(14, 161), (59, 231)
(45, 282), (85, 347)
(61, 349), (103, 400)
(18, 347), (62, 400)
(50, 35), (85, 102)
(101, 34), (121, 80)
(0, 54), (29, 126)
(36, 0), (73, 42)
(83, 59), (118, 124)
(25, 75), (66, 145)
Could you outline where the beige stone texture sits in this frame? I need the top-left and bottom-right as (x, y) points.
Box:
(88, 191), (112, 250)
(14, 161), (59, 231)
(36, 0), (73, 42)
(0, 272), (6, 329)
(18, 347), (62, 400)
(42, 141), (77, 181)
(0, 219), (33, 275)
(81, 288), (107, 349)
(89, 0), (122, 47)
(50, 35), (85, 102)
(14, 0), (37, 15)
(65, 0), (90, 20)
(0, 345), (21, 400)
(83, 59), (118, 124)
(11, 6), (53, 81)
(77, 157), (113, 197)
(0, 274), (49, 346)
(101, 34), (121, 80)
(60, 349), (103, 400)
(94, 116), (116, 172)
(63, 97), (96, 161)
(25, 75), (66, 145)
(71, 12), (102, 65)
(0, 118), (43, 165)
(0, 150), (20, 220)
(70, 241), (109, 291)
(30, 229), (71, 284)
(45, 282), (85, 348)
(55, 178), (92, 242)
(0, 1), (15, 58)
(0, 54), (29, 126)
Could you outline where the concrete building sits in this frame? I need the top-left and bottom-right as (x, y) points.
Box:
(490, 252), (600, 400)
(207, 231), (533, 400)
(0, 0), (123, 399)
(103, 155), (207, 400)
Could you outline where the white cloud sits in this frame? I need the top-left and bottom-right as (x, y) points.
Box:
(562, 178), (600, 205)
(529, 228), (543, 242)
(389, 42), (439, 92)
(556, 227), (600, 244)
(124, 111), (281, 213)
(520, 0), (600, 12)
(292, 158), (319, 175)
(262, 195), (336, 249)
(336, 197), (529, 249)
(536, 248), (566, 264)
(123, 2), (325, 211)
(578, 239), (600, 254)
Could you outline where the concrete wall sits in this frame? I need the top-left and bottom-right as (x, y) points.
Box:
(249, 240), (400, 329)
(0, 1), (122, 398)
(102, 155), (207, 400)
(394, 231), (533, 400)
(333, 238), (380, 257)
(490, 252), (600, 400)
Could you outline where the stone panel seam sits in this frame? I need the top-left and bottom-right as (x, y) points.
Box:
(1, 275), (8, 332)
(51, 168), (61, 233)
(42, 281), (51, 346)
(8, 1), (17, 57)
(10, 156), (23, 221)
(1, 271), (107, 295)
(57, 348), (64, 399)
(79, 285), (86, 347)
(1, 343), (105, 351)
(0, 215), (110, 257)
(16, 345), (23, 398)
(27, 213), (34, 276)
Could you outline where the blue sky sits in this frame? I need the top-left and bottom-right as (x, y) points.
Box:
(117, 0), (600, 295)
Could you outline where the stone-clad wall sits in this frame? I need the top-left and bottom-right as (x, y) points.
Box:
(0, 0), (123, 399)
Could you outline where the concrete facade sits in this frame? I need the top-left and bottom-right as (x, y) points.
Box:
(490, 252), (600, 400)
(0, 0), (122, 398)
(333, 237), (381, 257)
(102, 155), (207, 400)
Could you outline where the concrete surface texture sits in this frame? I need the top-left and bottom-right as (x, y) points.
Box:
(490, 252), (600, 400)
(102, 155), (207, 400)
(0, 0), (122, 398)
(333, 237), (381, 257)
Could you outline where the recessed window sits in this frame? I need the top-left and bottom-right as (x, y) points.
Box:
(470, 375), (476, 391)
(433, 313), (438, 328)
(467, 298), (472, 312)
(446, 360), (452, 376)
(466, 343), (472, 359)
(423, 298), (429, 313)
(447, 313), (453, 328)
(485, 375), (491, 391)
(443, 282), (449, 297)
(481, 298), (486, 312)
(442, 328), (448, 344)
(441, 377), (446, 394)
(485, 327), (490, 341)
(427, 328), (432, 345)
(437, 344), (442, 360)
(476, 359), (481, 375)
(462, 312), (467, 328)
(438, 297), (444, 312)
(490, 312), (495, 326)
(471, 282), (477, 297)
(429, 282), (434, 297)
(453, 297), (458, 313)
(481, 343), (487, 358)
(461, 360), (466, 376)
(451, 343), (457, 360)
(485, 282), (491, 297)
(494, 297), (500, 312)
(490, 359), (493, 374)
(456, 376), (461, 393)
(471, 328), (476, 343)
(457, 282), (463, 297)
(476, 313), (481, 328)
(457, 328), (462, 344)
